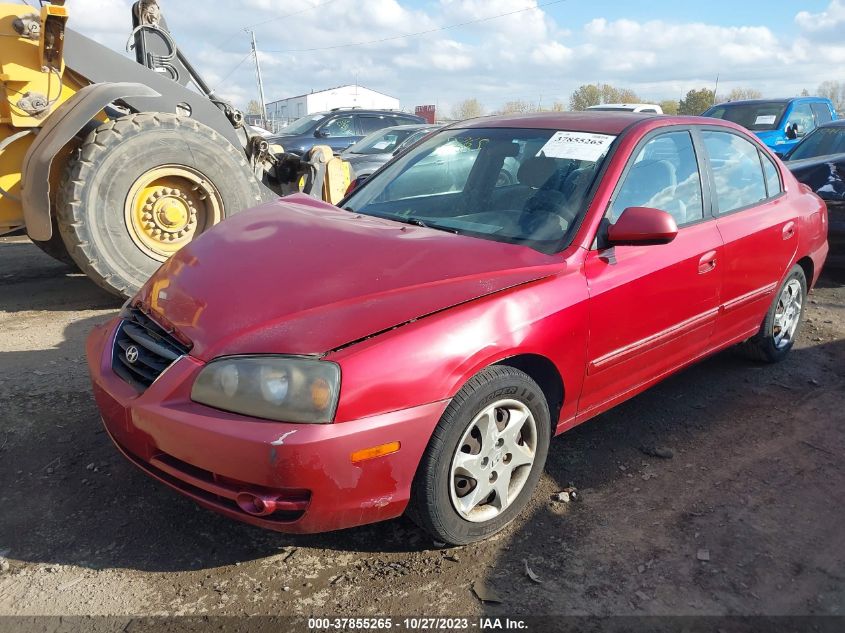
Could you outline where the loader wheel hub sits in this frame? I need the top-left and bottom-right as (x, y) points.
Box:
(125, 166), (223, 262)
(147, 189), (193, 232)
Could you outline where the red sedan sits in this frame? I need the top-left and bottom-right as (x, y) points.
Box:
(87, 112), (829, 544)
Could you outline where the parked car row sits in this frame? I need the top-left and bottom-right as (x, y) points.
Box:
(269, 108), (426, 156)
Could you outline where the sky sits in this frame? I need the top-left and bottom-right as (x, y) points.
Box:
(66, 0), (845, 116)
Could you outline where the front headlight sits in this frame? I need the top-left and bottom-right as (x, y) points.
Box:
(191, 356), (340, 423)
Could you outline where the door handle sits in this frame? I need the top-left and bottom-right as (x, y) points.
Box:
(782, 221), (796, 240)
(698, 250), (718, 274)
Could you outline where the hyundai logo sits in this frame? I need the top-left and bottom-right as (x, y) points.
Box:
(125, 345), (140, 364)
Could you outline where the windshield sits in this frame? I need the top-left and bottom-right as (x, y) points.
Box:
(788, 126), (845, 160)
(343, 127), (616, 253)
(346, 127), (421, 155)
(277, 114), (326, 136)
(703, 102), (788, 131)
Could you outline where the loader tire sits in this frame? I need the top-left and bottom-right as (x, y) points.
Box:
(56, 112), (263, 298)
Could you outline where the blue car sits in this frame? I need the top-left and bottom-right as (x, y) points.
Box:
(702, 97), (838, 154)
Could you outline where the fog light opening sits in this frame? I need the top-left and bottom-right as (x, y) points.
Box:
(236, 492), (278, 516)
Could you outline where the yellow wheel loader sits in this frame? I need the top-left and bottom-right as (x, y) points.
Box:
(0, 0), (349, 297)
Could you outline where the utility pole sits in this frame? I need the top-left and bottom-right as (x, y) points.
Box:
(247, 29), (268, 122)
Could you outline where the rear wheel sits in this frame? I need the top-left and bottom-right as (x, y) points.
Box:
(56, 112), (263, 297)
(740, 265), (807, 362)
(408, 366), (551, 544)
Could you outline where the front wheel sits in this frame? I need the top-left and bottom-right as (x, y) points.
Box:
(408, 366), (551, 545)
(740, 265), (807, 362)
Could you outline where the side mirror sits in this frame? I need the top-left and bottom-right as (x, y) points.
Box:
(785, 122), (804, 140)
(607, 207), (678, 246)
(315, 129), (329, 138)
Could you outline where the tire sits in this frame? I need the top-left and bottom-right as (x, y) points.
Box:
(408, 366), (551, 545)
(740, 265), (807, 363)
(56, 112), (263, 298)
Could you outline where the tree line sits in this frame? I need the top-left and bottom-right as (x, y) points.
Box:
(450, 81), (843, 120)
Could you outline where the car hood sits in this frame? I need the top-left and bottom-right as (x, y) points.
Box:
(136, 194), (563, 361)
(342, 153), (391, 176)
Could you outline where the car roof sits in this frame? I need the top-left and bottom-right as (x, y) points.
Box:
(314, 109), (420, 116)
(587, 103), (659, 109)
(454, 111), (669, 135)
(819, 119), (845, 129)
(711, 97), (829, 108)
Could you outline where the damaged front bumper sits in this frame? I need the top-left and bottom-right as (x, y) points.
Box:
(87, 319), (446, 533)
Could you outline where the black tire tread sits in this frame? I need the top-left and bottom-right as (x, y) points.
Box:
(56, 112), (262, 297)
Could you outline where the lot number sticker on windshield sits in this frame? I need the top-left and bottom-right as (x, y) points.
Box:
(755, 115), (777, 125)
(537, 132), (616, 162)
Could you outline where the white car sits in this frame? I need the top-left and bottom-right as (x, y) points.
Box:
(587, 103), (664, 114)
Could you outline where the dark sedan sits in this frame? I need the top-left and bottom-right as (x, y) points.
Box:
(785, 120), (845, 268)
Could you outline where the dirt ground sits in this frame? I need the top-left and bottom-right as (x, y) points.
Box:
(0, 234), (843, 618)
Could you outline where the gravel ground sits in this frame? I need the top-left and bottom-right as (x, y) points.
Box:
(0, 235), (843, 618)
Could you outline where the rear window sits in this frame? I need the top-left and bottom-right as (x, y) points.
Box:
(704, 103), (788, 131)
(788, 126), (845, 160)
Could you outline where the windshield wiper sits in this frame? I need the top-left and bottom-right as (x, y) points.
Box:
(399, 217), (458, 234)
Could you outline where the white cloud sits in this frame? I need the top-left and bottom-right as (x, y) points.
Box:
(60, 0), (845, 115)
(795, 0), (845, 35)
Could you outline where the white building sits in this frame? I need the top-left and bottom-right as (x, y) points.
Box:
(266, 85), (400, 128)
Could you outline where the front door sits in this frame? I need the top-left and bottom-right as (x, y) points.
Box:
(580, 129), (723, 417)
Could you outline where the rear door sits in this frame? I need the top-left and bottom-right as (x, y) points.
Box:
(580, 129), (723, 415)
(699, 128), (798, 343)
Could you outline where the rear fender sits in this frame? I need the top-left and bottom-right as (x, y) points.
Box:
(21, 82), (160, 241)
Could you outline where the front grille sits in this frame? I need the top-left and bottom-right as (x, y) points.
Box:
(112, 308), (190, 391)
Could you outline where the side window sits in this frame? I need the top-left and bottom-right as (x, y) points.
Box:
(358, 115), (389, 135)
(320, 116), (355, 137)
(810, 103), (833, 125)
(701, 131), (767, 213)
(789, 103), (816, 136)
(760, 151), (782, 198)
(609, 131), (704, 226)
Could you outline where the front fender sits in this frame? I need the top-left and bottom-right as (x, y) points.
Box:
(21, 82), (160, 241)
(327, 272), (590, 426)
